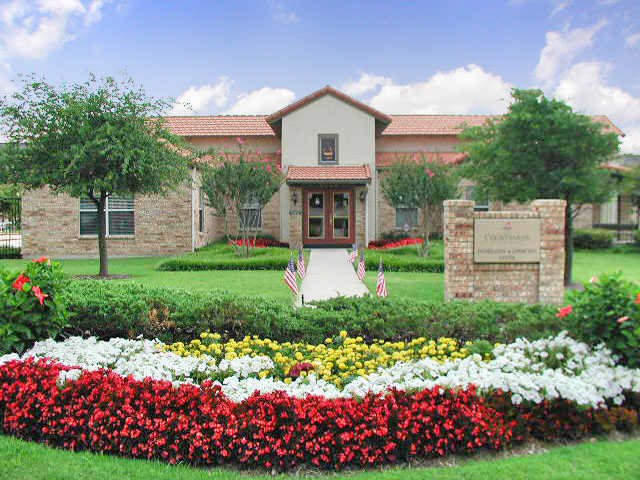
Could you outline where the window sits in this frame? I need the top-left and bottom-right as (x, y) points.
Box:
(318, 134), (338, 164)
(80, 196), (134, 236)
(239, 203), (262, 230)
(395, 207), (418, 229)
(198, 188), (205, 233)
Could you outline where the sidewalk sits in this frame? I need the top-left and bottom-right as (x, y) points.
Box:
(299, 249), (370, 304)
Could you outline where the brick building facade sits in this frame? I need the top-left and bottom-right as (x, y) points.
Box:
(21, 86), (627, 258)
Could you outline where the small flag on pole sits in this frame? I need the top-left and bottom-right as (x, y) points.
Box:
(296, 248), (306, 278)
(376, 259), (388, 297)
(357, 249), (366, 281)
(347, 244), (358, 263)
(284, 254), (299, 295)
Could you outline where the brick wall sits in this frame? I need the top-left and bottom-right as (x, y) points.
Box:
(443, 199), (565, 305)
(22, 185), (193, 258)
(289, 186), (303, 248)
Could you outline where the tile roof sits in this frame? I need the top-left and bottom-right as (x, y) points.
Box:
(161, 114), (624, 138)
(286, 165), (372, 184)
(376, 152), (466, 167)
(265, 86), (392, 125)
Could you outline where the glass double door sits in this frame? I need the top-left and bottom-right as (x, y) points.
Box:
(303, 189), (355, 245)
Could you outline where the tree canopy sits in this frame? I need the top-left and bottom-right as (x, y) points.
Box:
(0, 73), (193, 276)
(460, 88), (620, 284)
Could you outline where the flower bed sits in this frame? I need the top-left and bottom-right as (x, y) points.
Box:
(1, 332), (638, 470)
(368, 237), (424, 249)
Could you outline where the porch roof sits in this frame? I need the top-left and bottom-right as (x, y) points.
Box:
(286, 165), (372, 185)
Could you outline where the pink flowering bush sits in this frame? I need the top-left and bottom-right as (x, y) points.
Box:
(567, 273), (640, 368)
(0, 257), (68, 354)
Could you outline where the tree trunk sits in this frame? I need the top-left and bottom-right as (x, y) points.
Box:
(564, 199), (573, 286)
(97, 193), (109, 277)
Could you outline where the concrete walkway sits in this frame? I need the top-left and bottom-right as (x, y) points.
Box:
(300, 249), (370, 304)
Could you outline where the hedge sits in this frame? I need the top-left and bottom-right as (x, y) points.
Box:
(573, 229), (614, 249)
(61, 281), (563, 345)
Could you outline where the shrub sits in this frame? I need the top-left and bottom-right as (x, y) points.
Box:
(573, 228), (614, 249)
(567, 273), (640, 368)
(634, 230), (640, 246)
(61, 281), (564, 345)
(0, 257), (69, 354)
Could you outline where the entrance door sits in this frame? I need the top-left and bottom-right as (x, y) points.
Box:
(303, 189), (355, 245)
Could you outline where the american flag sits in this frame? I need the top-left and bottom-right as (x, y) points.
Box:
(357, 249), (366, 281)
(284, 254), (299, 295)
(376, 259), (388, 297)
(296, 249), (305, 278)
(347, 246), (358, 263)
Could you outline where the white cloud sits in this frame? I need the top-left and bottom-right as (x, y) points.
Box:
(274, 11), (299, 24)
(553, 61), (640, 153)
(367, 64), (512, 114)
(534, 21), (606, 85)
(225, 87), (295, 115)
(0, 0), (112, 60)
(626, 33), (640, 48)
(621, 126), (640, 154)
(551, 1), (572, 17)
(341, 73), (389, 97)
(169, 78), (233, 115)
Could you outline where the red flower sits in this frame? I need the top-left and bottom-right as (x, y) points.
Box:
(12, 274), (30, 291)
(32, 286), (48, 306)
(617, 316), (630, 324)
(32, 256), (50, 264)
(635, 293), (640, 305)
(556, 305), (572, 318)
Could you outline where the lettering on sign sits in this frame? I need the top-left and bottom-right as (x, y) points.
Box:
(474, 218), (541, 263)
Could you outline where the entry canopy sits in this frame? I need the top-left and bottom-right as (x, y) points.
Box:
(286, 165), (372, 185)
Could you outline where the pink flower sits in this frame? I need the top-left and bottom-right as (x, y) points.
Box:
(12, 274), (30, 291)
(32, 286), (48, 306)
(589, 276), (599, 284)
(426, 169), (435, 178)
(556, 305), (572, 318)
(617, 316), (630, 324)
(235, 137), (245, 145)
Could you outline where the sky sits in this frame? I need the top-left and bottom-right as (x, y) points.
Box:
(0, 0), (639, 152)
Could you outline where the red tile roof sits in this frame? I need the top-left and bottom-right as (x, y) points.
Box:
(376, 152), (466, 167)
(265, 86), (392, 125)
(286, 165), (372, 184)
(163, 114), (624, 138)
(162, 115), (274, 137)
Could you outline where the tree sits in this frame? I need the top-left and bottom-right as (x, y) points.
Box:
(200, 142), (283, 257)
(379, 156), (458, 256)
(0, 73), (192, 276)
(460, 88), (620, 285)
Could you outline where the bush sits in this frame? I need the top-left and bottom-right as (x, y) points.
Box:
(62, 281), (564, 345)
(634, 230), (640, 246)
(567, 273), (640, 368)
(0, 257), (69, 354)
(573, 228), (614, 249)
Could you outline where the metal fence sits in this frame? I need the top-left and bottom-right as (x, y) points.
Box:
(0, 197), (21, 258)
(592, 223), (638, 243)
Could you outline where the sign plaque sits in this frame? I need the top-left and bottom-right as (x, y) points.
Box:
(474, 218), (541, 263)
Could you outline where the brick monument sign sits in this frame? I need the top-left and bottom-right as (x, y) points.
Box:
(444, 199), (566, 304)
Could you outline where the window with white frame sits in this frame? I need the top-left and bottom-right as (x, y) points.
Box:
(239, 202), (262, 230)
(80, 196), (134, 236)
(395, 207), (418, 229)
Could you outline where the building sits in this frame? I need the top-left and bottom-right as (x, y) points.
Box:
(21, 86), (628, 258)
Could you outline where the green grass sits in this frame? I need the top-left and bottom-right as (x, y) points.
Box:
(0, 435), (638, 479)
(1, 246), (639, 304)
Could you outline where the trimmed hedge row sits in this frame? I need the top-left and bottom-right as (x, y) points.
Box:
(61, 281), (563, 345)
(157, 257), (292, 271)
(573, 229), (614, 249)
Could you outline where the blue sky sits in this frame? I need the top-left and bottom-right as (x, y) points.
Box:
(0, 0), (639, 151)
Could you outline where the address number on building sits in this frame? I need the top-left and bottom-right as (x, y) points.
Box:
(474, 218), (541, 263)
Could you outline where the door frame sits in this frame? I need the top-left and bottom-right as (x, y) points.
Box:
(303, 187), (356, 246)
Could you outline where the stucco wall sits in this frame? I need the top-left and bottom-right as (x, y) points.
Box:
(281, 95), (377, 243)
(376, 135), (459, 152)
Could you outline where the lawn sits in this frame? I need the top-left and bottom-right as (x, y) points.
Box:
(1, 246), (639, 303)
(0, 435), (638, 480)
